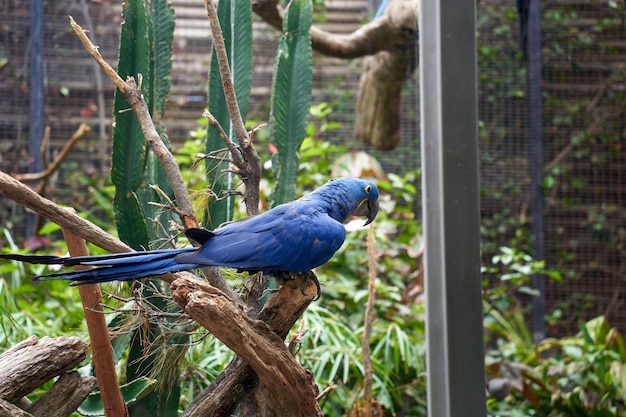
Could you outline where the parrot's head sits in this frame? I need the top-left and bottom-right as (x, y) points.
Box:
(321, 177), (380, 226)
(350, 180), (379, 226)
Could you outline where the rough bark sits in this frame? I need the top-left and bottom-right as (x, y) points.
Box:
(174, 275), (322, 417)
(355, 0), (418, 150)
(356, 51), (411, 150)
(25, 372), (96, 417)
(0, 336), (88, 403)
(0, 398), (33, 417)
(251, 0), (415, 59)
(252, 0), (419, 150)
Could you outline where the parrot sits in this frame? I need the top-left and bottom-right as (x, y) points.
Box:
(0, 177), (379, 286)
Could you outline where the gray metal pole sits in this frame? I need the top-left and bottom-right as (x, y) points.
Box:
(527, 0), (546, 344)
(28, 0), (44, 237)
(418, 0), (487, 415)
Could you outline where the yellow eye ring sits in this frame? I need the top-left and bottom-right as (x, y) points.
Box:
(364, 185), (372, 194)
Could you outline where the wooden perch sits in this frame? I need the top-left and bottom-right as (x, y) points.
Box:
(173, 275), (322, 417)
(0, 336), (88, 403)
(251, 0), (415, 58)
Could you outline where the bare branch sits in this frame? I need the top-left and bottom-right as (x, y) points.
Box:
(362, 225), (378, 416)
(172, 276), (322, 417)
(13, 124), (91, 183)
(62, 227), (128, 417)
(203, 110), (243, 168)
(69, 16), (126, 93)
(202, 0), (249, 149)
(0, 171), (131, 254)
(251, 0), (418, 58)
(202, 0), (261, 216)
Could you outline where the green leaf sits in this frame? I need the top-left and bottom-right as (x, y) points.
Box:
(78, 377), (158, 416)
(151, 0), (175, 118)
(205, 0), (253, 229)
(112, 0), (175, 247)
(269, 0), (313, 206)
(113, 192), (149, 250)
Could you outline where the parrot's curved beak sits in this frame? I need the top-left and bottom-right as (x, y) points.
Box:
(353, 198), (379, 226)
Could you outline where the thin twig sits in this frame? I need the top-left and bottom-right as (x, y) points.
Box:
(39, 126), (50, 171)
(362, 225), (377, 417)
(69, 16), (126, 92)
(202, 1), (249, 149)
(202, 0), (261, 216)
(316, 384), (335, 401)
(203, 110), (243, 168)
(149, 184), (186, 219)
(14, 124), (90, 182)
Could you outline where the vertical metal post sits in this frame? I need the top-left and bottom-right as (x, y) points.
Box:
(28, 0), (45, 236)
(28, 0), (44, 173)
(419, 0), (486, 415)
(527, 0), (546, 344)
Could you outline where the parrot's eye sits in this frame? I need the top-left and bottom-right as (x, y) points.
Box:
(364, 185), (372, 194)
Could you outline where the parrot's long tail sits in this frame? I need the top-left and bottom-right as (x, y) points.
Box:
(0, 248), (199, 285)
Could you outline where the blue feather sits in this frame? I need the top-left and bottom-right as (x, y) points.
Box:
(0, 178), (379, 285)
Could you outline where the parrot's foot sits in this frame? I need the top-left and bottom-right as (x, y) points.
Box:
(299, 271), (321, 301)
(274, 271), (321, 300)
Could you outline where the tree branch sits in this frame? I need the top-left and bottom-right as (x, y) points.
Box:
(176, 274), (321, 417)
(251, 0), (417, 58)
(62, 227), (128, 417)
(202, 0), (261, 216)
(0, 171), (132, 254)
(13, 124), (91, 183)
(0, 336), (88, 403)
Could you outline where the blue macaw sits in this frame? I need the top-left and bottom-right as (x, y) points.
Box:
(0, 178), (379, 285)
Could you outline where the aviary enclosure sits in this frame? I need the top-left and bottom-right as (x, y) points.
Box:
(0, 0), (625, 415)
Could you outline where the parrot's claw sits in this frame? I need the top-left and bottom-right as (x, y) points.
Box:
(299, 271), (321, 301)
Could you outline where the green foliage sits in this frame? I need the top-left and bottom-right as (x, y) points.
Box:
(0, 229), (91, 350)
(483, 246), (565, 313)
(204, 0), (253, 229)
(486, 314), (626, 416)
(79, 377), (158, 416)
(269, 0), (313, 206)
(112, 0), (175, 249)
